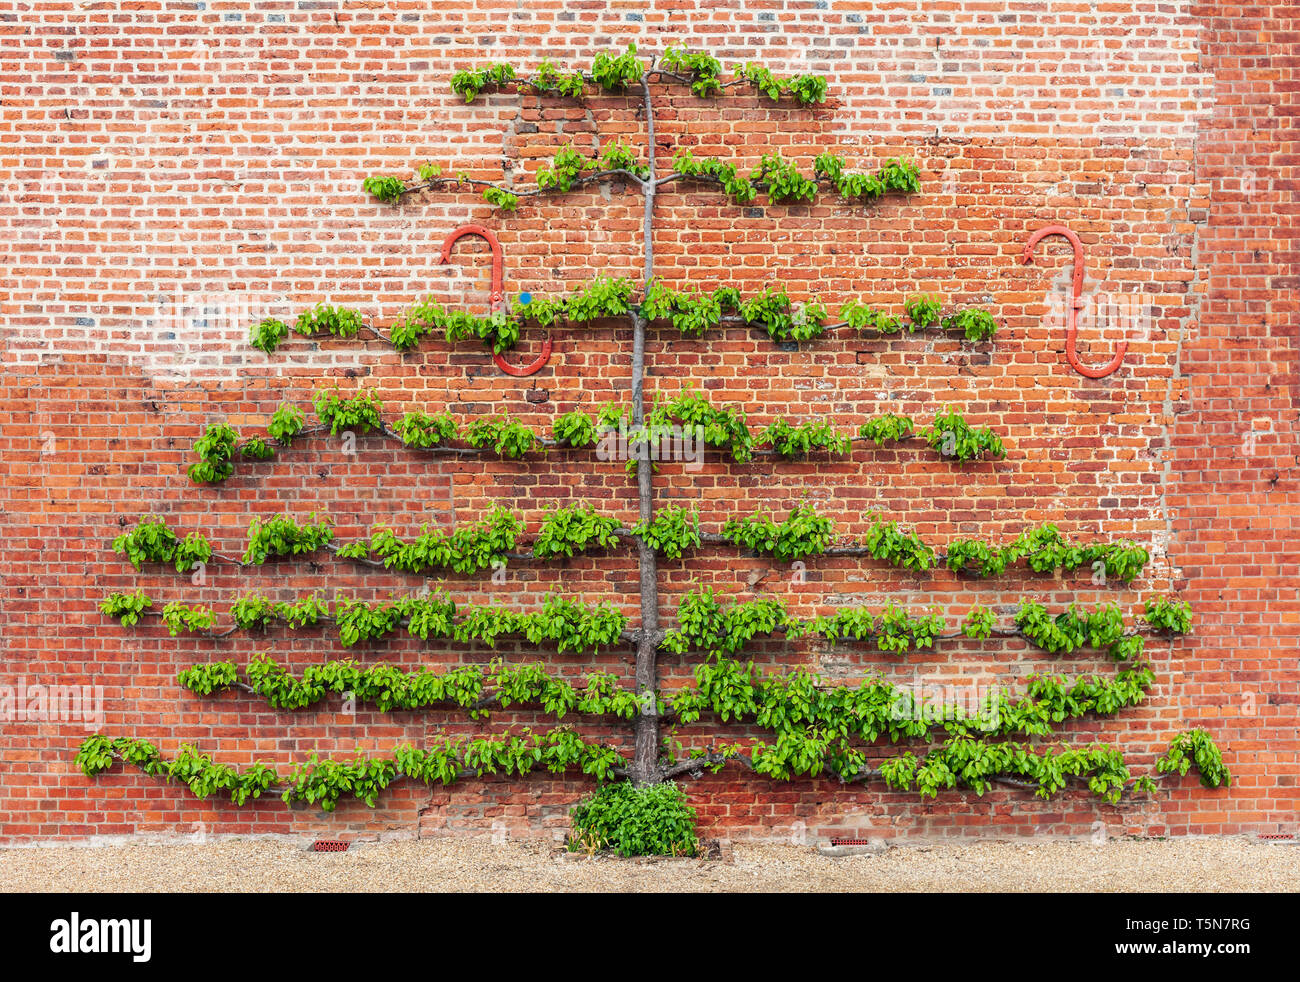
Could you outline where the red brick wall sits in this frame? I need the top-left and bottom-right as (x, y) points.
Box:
(1, 1), (1293, 844)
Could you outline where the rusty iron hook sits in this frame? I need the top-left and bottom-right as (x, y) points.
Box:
(439, 223), (551, 377)
(1022, 222), (1126, 379)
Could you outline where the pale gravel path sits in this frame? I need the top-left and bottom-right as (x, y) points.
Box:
(2, 837), (1297, 892)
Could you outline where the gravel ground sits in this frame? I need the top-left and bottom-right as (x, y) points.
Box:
(2, 836), (1297, 892)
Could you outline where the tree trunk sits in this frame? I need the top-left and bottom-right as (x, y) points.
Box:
(630, 311), (660, 785)
(629, 73), (661, 785)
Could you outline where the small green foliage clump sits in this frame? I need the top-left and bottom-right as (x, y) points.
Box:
(242, 513), (333, 565)
(569, 781), (699, 857)
(313, 388), (383, 436)
(1157, 729), (1230, 788)
(1013, 602), (1137, 660)
(651, 388), (754, 463)
(741, 63), (827, 106)
(249, 318), (289, 353)
(660, 47), (723, 97)
(161, 602), (217, 637)
(639, 282), (730, 337)
(945, 524), (1150, 583)
(99, 590), (152, 626)
(671, 150), (758, 204)
(738, 287), (827, 342)
(450, 61), (516, 103)
(534, 504), (625, 560)
(188, 422), (239, 484)
(963, 605), (997, 639)
(336, 510), (521, 575)
(904, 295), (942, 329)
(590, 43), (644, 92)
(839, 300), (904, 335)
(662, 587), (795, 657)
(528, 60), (585, 99)
(463, 416), (542, 459)
(632, 502), (700, 560)
(564, 276), (635, 321)
(536, 143), (601, 193)
(759, 417), (850, 458)
(176, 660), (239, 696)
(1145, 596), (1193, 634)
(942, 308), (999, 341)
(813, 154), (920, 201)
(861, 516), (936, 572)
(394, 411), (458, 449)
(597, 139), (649, 179)
(112, 518), (211, 573)
(858, 413), (915, 446)
(388, 298), (447, 351)
(873, 604), (945, 653)
(551, 409), (600, 448)
(445, 309), (519, 354)
(295, 304), (364, 339)
(482, 186), (519, 211)
(238, 438), (275, 461)
(921, 408), (1006, 462)
(362, 175), (406, 203)
(229, 592), (277, 632)
(267, 404), (306, 445)
(751, 153), (818, 204)
(722, 501), (834, 562)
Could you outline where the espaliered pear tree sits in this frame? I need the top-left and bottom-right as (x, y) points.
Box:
(84, 46), (1230, 820)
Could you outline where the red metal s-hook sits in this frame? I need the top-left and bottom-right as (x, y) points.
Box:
(440, 223), (505, 308)
(493, 341), (552, 377)
(1022, 223), (1127, 379)
(439, 223), (552, 377)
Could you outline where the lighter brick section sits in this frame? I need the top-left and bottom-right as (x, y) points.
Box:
(0, 286), (390, 381)
(0, 0), (1210, 377)
(827, 0), (1212, 140)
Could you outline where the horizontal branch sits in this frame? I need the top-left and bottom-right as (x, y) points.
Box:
(217, 679), (637, 719)
(78, 732), (630, 809)
(285, 309), (977, 348)
(198, 401), (1008, 492)
(114, 589), (1186, 665)
(399, 167), (648, 201)
(663, 747), (1172, 800)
